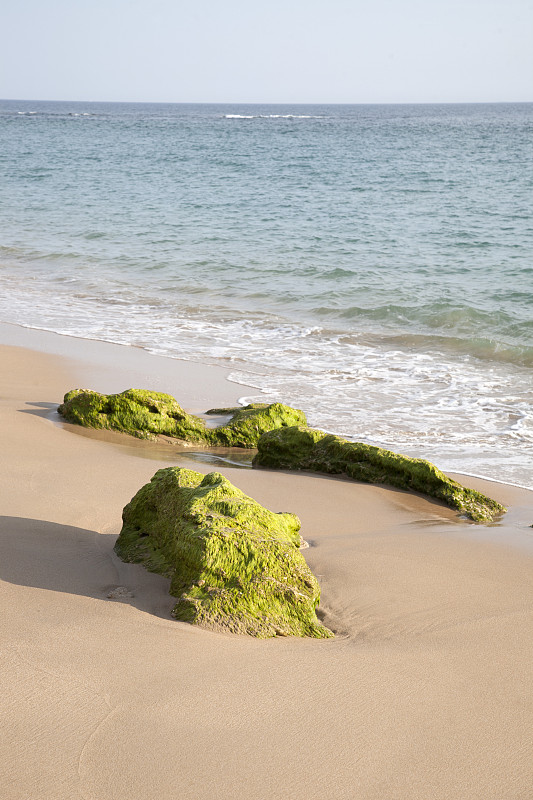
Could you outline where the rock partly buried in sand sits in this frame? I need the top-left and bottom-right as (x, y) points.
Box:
(114, 467), (332, 638)
(58, 389), (306, 448)
(206, 402), (307, 447)
(253, 426), (506, 523)
(58, 388), (208, 442)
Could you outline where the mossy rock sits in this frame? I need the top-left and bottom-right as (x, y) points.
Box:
(207, 402), (307, 447)
(58, 389), (307, 448)
(58, 388), (209, 442)
(115, 467), (332, 638)
(253, 426), (505, 523)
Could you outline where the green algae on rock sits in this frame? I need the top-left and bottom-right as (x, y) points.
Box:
(206, 402), (307, 447)
(58, 388), (208, 442)
(58, 389), (307, 447)
(253, 426), (506, 523)
(115, 467), (332, 638)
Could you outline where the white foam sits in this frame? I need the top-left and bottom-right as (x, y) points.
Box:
(261, 114), (321, 118)
(0, 272), (531, 488)
(224, 114), (324, 120)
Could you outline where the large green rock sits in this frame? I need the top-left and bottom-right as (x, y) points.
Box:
(58, 389), (306, 448)
(115, 467), (332, 638)
(253, 426), (505, 523)
(58, 388), (208, 442)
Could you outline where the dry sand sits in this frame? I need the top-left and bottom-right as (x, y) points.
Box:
(1, 325), (532, 800)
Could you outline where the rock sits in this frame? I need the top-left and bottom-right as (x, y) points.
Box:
(58, 390), (306, 449)
(58, 388), (208, 442)
(253, 426), (506, 523)
(206, 402), (307, 447)
(253, 426), (325, 468)
(114, 467), (333, 638)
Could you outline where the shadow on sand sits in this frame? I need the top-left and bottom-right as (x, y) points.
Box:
(0, 515), (174, 620)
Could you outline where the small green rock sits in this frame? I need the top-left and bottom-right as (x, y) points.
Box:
(253, 426), (506, 523)
(115, 467), (332, 638)
(207, 402), (307, 447)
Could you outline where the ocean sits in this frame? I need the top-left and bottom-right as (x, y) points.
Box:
(0, 99), (531, 487)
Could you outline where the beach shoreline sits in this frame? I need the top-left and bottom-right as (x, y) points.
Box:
(3, 319), (532, 492)
(1, 324), (532, 799)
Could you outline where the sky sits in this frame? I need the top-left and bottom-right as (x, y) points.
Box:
(2, 0), (532, 104)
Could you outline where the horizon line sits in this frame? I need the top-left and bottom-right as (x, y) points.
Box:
(2, 97), (532, 106)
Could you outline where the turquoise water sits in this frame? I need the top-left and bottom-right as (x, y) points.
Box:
(0, 100), (531, 486)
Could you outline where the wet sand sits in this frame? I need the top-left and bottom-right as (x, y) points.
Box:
(1, 326), (532, 800)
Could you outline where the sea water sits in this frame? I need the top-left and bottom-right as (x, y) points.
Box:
(0, 100), (531, 486)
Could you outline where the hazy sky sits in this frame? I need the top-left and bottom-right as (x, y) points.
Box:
(2, 0), (532, 103)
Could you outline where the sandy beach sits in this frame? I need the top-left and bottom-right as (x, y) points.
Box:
(1, 324), (532, 800)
